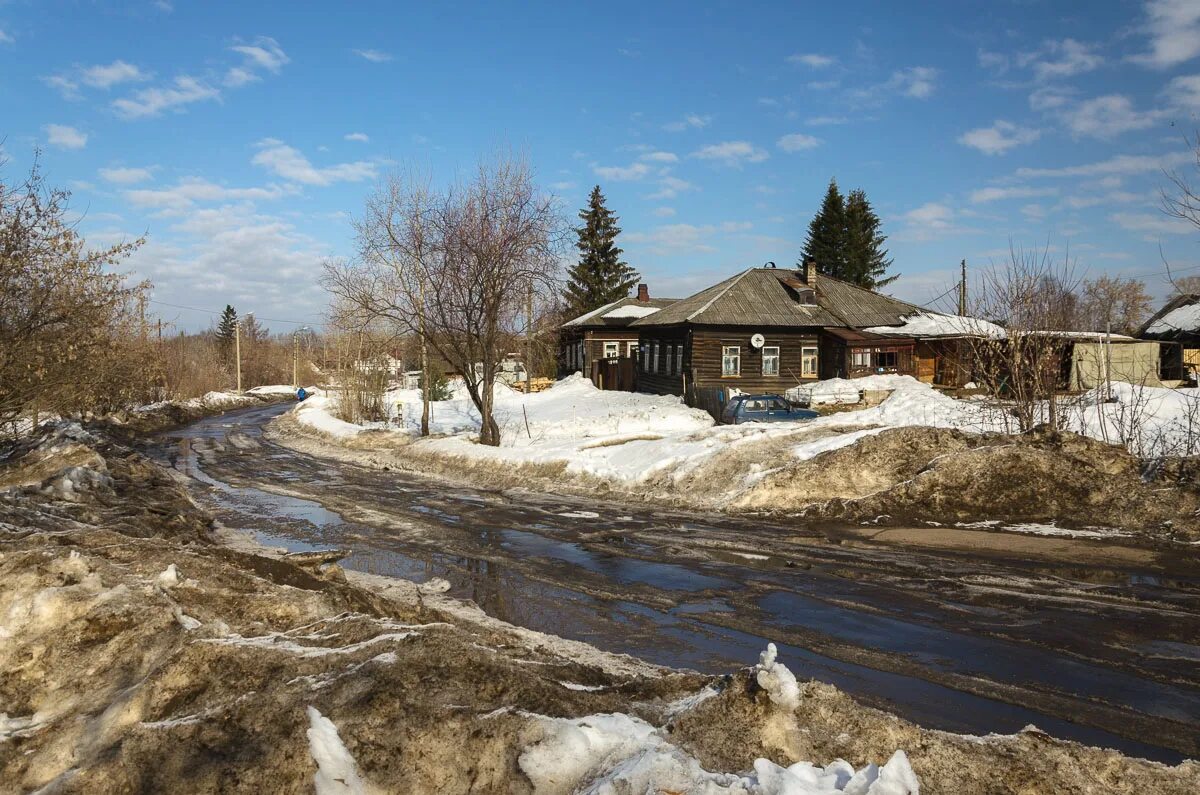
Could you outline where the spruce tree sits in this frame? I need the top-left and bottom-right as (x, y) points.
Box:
(216, 305), (238, 361)
(844, 189), (897, 289)
(800, 179), (848, 279)
(564, 186), (640, 316)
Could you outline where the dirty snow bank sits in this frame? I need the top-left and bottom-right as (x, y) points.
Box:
(519, 710), (918, 794)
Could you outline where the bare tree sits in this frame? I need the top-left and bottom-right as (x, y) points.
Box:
(324, 155), (565, 446)
(1169, 275), (1200, 296)
(1077, 275), (1152, 334)
(0, 157), (148, 426)
(965, 244), (1083, 432)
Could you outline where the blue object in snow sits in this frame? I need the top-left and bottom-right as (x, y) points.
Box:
(296, 387), (308, 401)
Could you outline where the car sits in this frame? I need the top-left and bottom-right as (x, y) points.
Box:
(719, 393), (820, 425)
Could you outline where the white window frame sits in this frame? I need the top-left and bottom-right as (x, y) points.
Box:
(761, 345), (780, 376)
(722, 346), (740, 376)
(626, 341), (638, 358)
(642, 343), (650, 371)
(675, 345), (684, 375)
(603, 341), (620, 359)
(802, 346), (819, 377)
(652, 342), (660, 373)
(851, 349), (870, 369)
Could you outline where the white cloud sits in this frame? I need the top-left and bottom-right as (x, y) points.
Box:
(977, 49), (1009, 73)
(231, 36), (289, 73)
(888, 66), (938, 99)
(81, 60), (148, 89)
(969, 185), (1057, 203)
(112, 75), (220, 119)
(1020, 39), (1103, 81)
(1110, 212), (1195, 235)
(344, 132), (370, 143)
(251, 139), (377, 186)
(652, 206), (676, 217)
(44, 124), (88, 149)
(592, 162), (651, 181)
(662, 113), (711, 132)
(958, 120), (1041, 156)
(1028, 86), (1075, 112)
(806, 115), (848, 126)
(625, 221), (752, 256)
(1015, 151), (1191, 178)
(787, 53), (835, 68)
(776, 133), (821, 152)
(1132, 0), (1200, 69)
(354, 48), (393, 63)
(0, 27), (13, 44)
(99, 166), (154, 184)
(1164, 74), (1200, 110)
(1020, 203), (1047, 220)
(896, 202), (977, 241)
(645, 176), (696, 200)
(1062, 94), (1159, 139)
(692, 140), (769, 166)
(124, 178), (297, 210)
(639, 151), (679, 163)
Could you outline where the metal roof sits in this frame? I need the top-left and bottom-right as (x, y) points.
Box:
(630, 267), (924, 330)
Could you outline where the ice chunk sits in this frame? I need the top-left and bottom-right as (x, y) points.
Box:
(306, 706), (367, 795)
(156, 564), (181, 589)
(755, 643), (801, 712)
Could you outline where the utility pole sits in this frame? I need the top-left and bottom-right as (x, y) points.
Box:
(235, 320), (242, 393)
(292, 331), (299, 388)
(419, 278), (430, 437)
(525, 282), (533, 394)
(958, 259), (968, 316)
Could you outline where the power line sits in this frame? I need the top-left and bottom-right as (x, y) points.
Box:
(147, 299), (326, 328)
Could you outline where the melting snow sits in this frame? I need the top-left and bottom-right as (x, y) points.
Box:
(306, 706), (367, 795)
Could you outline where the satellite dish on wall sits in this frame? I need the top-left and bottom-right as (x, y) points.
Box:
(750, 333), (765, 349)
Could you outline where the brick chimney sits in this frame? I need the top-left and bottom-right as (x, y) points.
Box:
(802, 258), (817, 286)
(636, 283), (650, 302)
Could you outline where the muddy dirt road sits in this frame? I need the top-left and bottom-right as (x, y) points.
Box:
(150, 403), (1200, 763)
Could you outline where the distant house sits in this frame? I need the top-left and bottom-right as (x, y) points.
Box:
(558, 284), (676, 387)
(1138, 293), (1200, 382)
(629, 261), (971, 398)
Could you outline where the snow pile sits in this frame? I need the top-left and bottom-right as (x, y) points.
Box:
(40, 465), (113, 502)
(788, 375), (928, 407)
(1146, 301), (1200, 335)
(293, 394), (370, 440)
(246, 385), (300, 397)
(602, 304), (661, 319)
(755, 643), (801, 711)
(1062, 382), (1200, 458)
(865, 313), (1006, 340)
(306, 706), (368, 794)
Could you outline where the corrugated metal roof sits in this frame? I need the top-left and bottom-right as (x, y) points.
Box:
(630, 267), (922, 329)
(1138, 293), (1200, 340)
(562, 296), (678, 328)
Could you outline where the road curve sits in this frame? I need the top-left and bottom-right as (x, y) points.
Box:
(150, 403), (1200, 763)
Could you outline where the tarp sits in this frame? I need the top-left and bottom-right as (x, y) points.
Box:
(1069, 341), (1162, 389)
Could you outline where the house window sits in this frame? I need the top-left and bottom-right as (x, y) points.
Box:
(652, 342), (660, 373)
(877, 350), (898, 369)
(722, 346), (740, 376)
(675, 345), (684, 375)
(642, 343), (650, 371)
(603, 341), (620, 359)
(762, 346), (780, 376)
(666, 343), (674, 374)
(851, 349), (870, 369)
(802, 346), (818, 377)
(626, 341), (637, 358)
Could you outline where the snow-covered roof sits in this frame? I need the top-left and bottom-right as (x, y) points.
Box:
(865, 312), (1006, 340)
(1145, 302), (1200, 336)
(562, 297), (677, 328)
(1023, 330), (1138, 342)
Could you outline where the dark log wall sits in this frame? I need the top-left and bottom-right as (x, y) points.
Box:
(638, 326), (820, 396)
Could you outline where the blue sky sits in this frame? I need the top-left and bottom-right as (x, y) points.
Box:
(4, 0), (1200, 331)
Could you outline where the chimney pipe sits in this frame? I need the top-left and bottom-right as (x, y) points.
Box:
(637, 283), (649, 302)
(803, 258), (817, 285)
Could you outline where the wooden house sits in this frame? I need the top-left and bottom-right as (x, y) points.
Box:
(1138, 293), (1200, 382)
(629, 262), (935, 399)
(558, 284), (676, 388)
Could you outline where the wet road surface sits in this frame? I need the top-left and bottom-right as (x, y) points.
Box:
(151, 403), (1200, 763)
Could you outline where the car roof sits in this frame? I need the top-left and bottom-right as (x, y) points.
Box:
(733, 393), (785, 400)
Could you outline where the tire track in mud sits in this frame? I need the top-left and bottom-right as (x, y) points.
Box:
(150, 403), (1200, 762)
